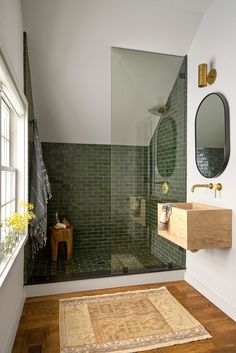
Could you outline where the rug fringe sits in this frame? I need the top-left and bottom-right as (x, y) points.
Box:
(103, 334), (212, 353)
(59, 286), (167, 302)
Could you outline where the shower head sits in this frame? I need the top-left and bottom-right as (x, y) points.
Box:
(148, 104), (169, 116)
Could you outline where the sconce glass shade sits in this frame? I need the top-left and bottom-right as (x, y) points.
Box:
(198, 63), (208, 87)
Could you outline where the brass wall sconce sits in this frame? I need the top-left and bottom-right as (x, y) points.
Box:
(198, 63), (217, 87)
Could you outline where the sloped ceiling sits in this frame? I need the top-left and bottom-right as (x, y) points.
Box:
(22, 0), (215, 145)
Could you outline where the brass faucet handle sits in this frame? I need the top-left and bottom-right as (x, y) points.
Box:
(213, 183), (223, 198)
(162, 182), (169, 194)
(213, 183), (223, 191)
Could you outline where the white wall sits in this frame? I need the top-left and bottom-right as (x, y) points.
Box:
(112, 48), (183, 146)
(0, 250), (25, 353)
(22, 0), (213, 144)
(186, 0), (236, 320)
(0, 1), (26, 352)
(0, 0), (23, 90)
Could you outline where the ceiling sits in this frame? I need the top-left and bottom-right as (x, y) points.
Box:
(22, 0), (215, 145)
(157, 0), (215, 13)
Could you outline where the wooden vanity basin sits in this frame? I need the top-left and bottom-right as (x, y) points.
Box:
(157, 203), (232, 250)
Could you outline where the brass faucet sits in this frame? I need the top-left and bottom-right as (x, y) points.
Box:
(191, 183), (213, 192)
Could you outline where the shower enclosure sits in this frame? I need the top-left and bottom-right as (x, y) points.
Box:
(110, 48), (187, 275)
(25, 49), (187, 284)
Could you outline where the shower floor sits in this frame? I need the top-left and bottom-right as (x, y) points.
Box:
(25, 242), (172, 284)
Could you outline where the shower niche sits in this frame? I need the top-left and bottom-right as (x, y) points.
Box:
(156, 117), (177, 178)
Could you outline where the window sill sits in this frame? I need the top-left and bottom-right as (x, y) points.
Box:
(0, 235), (27, 288)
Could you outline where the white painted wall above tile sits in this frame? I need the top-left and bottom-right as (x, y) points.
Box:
(0, 0), (23, 89)
(22, 0), (211, 144)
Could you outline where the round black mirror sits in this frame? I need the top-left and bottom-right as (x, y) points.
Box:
(195, 92), (230, 178)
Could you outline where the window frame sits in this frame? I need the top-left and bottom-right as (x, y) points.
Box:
(0, 98), (18, 244)
(0, 49), (28, 287)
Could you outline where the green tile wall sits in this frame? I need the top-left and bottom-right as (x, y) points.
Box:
(41, 143), (148, 254)
(24, 237), (32, 282)
(42, 143), (111, 252)
(147, 56), (187, 267)
(111, 145), (148, 251)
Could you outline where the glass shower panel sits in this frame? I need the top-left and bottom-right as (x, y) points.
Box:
(111, 48), (187, 275)
(110, 145), (151, 274)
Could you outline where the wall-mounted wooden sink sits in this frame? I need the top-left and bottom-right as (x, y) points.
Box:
(157, 203), (232, 251)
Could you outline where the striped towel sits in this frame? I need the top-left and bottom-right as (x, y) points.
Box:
(158, 203), (174, 231)
(29, 119), (52, 256)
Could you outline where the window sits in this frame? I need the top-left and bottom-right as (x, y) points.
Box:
(1, 99), (17, 244)
(0, 51), (27, 283)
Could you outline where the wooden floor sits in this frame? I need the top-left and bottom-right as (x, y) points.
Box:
(12, 280), (236, 353)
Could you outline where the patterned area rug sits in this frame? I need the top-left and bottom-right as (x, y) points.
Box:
(59, 287), (211, 353)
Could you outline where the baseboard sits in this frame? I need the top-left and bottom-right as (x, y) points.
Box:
(4, 289), (26, 353)
(25, 269), (185, 297)
(185, 272), (236, 321)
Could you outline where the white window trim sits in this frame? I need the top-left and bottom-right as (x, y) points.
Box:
(0, 235), (27, 287)
(0, 49), (28, 287)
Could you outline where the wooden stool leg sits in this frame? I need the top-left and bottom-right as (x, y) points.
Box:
(50, 226), (73, 261)
(55, 240), (58, 262)
(51, 238), (58, 262)
(66, 239), (73, 260)
(69, 240), (73, 259)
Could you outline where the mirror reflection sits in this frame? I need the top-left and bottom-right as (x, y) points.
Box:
(195, 93), (230, 178)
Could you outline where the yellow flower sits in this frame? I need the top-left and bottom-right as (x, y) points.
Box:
(2, 201), (35, 254)
(6, 213), (27, 231)
(19, 201), (34, 211)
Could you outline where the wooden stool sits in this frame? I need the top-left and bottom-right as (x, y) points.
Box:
(50, 226), (73, 262)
